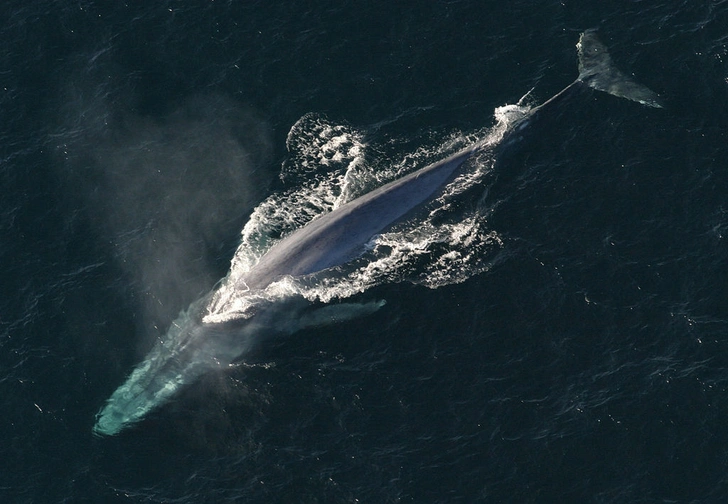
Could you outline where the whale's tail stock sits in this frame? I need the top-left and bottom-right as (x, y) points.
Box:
(576, 29), (663, 108)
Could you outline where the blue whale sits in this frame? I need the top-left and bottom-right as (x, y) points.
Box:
(93, 30), (661, 436)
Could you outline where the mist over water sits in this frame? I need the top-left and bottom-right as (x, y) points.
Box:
(53, 90), (273, 332)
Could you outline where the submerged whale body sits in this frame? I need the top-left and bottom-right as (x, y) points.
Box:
(93, 30), (661, 436)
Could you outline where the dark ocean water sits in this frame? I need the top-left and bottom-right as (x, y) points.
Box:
(3, 1), (728, 502)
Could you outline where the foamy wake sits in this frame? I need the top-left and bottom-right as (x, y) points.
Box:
(204, 105), (529, 324)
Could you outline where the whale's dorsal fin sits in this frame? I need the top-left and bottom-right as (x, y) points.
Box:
(577, 29), (663, 108)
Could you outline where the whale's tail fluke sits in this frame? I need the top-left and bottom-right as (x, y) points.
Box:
(576, 29), (663, 108)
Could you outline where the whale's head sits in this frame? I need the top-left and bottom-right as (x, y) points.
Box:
(93, 312), (251, 436)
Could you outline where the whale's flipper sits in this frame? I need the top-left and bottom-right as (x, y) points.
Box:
(297, 300), (386, 329)
(576, 29), (663, 108)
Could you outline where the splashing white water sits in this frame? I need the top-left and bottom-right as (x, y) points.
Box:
(205, 105), (529, 323)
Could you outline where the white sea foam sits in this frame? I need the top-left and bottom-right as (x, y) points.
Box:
(205, 106), (529, 323)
